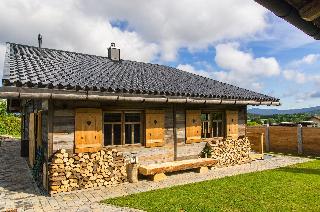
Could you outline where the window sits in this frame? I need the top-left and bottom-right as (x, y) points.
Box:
(124, 113), (141, 145)
(104, 112), (122, 146)
(201, 113), (211, 138)
(212, 112), (223, 137)
(201, 112), (224, 138)
(103, 111), (142, 146)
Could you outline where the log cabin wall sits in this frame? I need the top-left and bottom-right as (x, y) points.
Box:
(238, 106), (247, 137)
(21, 99), (49, 162)
(21, 100), (33, 141)
(50, 100), (247, 164)
(21, 100), (44, 142)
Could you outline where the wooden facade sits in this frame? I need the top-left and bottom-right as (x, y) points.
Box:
(15, 95), (251, 192)
(20, 99), (247, 167)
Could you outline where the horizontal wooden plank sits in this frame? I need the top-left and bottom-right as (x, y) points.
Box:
(302, 127), (320, 155)
(54, 109), (74, 117)
(52, 133), (74, 151)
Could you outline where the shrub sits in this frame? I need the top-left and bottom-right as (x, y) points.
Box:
(0, 99), (21, 137)
(247, 121), (261, 126)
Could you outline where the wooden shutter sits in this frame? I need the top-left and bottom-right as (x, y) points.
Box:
(186, 110), (201, 144)
(75, 108), (102, 153)
(226, 110), (238, 139)
(145, 110), (165, 147)
(28, 113), (36, 167)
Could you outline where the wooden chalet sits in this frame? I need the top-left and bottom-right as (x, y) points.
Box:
(0, 42), (280, 190)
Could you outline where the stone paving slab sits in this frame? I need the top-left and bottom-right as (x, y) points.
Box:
(0, 140), (312, 212)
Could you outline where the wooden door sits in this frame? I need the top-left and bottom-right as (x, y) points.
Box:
(75, 108), (102, 153)
(28, 113), (36, 167)
(186, 110), (201, 143)
(226, 110), (238, 139)
(145, 110), (164, 147)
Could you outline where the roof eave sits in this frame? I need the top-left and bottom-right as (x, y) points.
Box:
(255, 0), (320, 40)
(0, 86), (280, 106)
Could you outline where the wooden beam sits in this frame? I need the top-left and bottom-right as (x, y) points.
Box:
(299, 0), (320, 21)
(173, 104), (177, 161)
(48, 99), (54, 159)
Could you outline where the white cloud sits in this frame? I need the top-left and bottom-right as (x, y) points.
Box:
(0, 0), (159, 62)
(212, 42), (280, 91)
(256, 14), (316, 51)
(176, 64), (210, 78)
(283, 68), (320, 87)
(289, 54), (320, 67)
(301, 54), (320, 64)
(283, 70), (307, 84)
(215, 42), (280, 76)
(0, 0), (269, 62)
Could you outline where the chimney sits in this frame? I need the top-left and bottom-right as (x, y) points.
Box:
(108, 42), (120, 61)
(38, 34), (42, 48)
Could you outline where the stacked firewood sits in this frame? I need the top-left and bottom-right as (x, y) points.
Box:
(48, 149), (127, 194)
(204, 137), (251, 167)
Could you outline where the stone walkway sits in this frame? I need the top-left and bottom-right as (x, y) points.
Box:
(0, 140), (312, 212)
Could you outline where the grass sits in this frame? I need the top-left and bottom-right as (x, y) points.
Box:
(103, 160), (320, 212)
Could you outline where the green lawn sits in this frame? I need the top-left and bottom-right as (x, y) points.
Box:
(103, 159), (320, 212)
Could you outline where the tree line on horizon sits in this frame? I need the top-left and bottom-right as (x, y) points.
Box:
(247, 112), (320, 126)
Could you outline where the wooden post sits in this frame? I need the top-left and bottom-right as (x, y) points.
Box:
(173, 104), (177, 161)
(265, 124), (270, 152)
(126, 163), (138, 183)
(260, 133), (264, 155)
(297, 124), (303, 154)
(47, 100), (54, 160)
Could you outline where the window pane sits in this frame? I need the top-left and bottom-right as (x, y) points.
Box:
(134, 124), (140, 144)
(218, 122), (223, 137)
(125, 124), (132, 144)
(104, 124), (112, 146)
(114, 124), (122, 145)
(212, 112), (223, 121)
(104, 113), (121, 122)
(212, 122), (218, 137)
(125, 113), (141, 122)
(202, 122), (211, 138)
(201, 113), (209, 121)
(125, 124), (141, 144)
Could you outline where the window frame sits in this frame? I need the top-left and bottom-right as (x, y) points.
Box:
(103, 110), (143, 146)
(201, 110), (225, 139)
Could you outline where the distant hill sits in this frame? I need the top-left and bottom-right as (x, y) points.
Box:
(248, 106), (320, 116)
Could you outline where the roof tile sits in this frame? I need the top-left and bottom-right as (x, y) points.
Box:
(2, 43), (279, 102)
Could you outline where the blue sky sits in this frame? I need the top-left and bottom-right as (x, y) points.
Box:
(160, 15), (320, 110)
(0, 0), (319, 109)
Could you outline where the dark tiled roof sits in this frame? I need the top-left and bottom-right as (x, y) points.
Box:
(2, 43), (279, 102)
